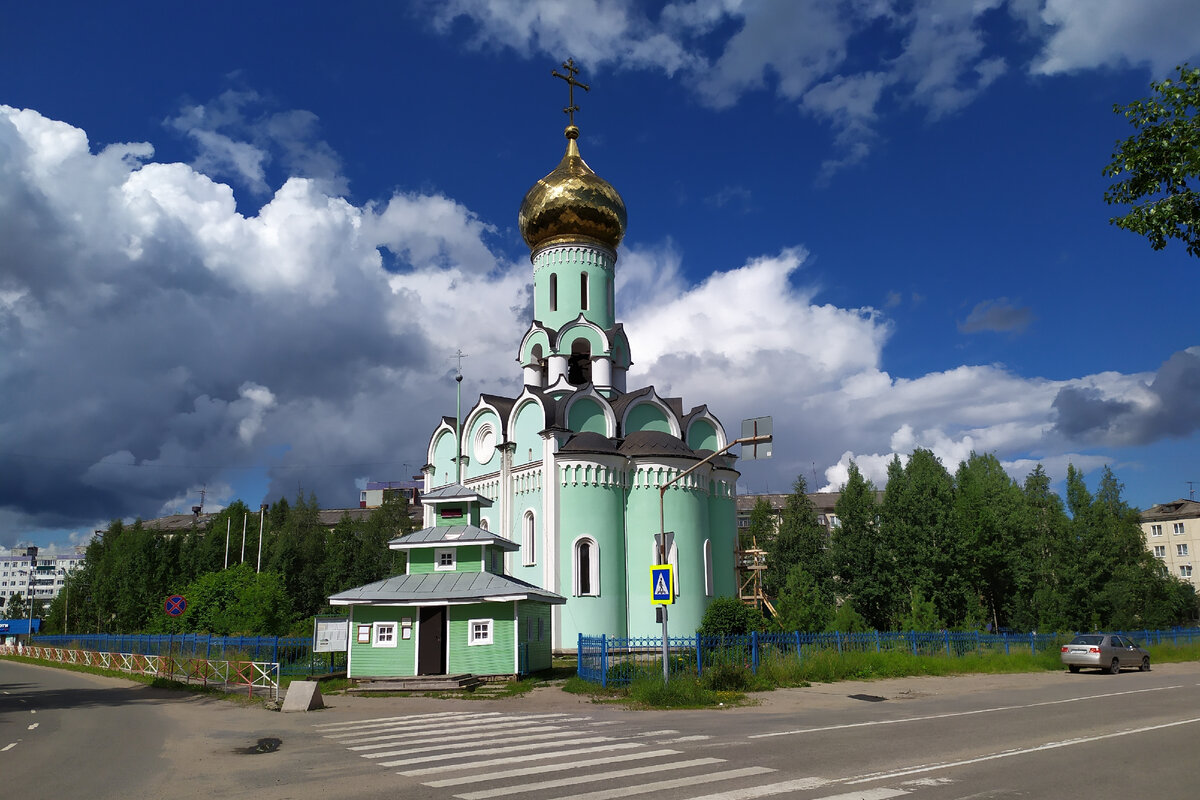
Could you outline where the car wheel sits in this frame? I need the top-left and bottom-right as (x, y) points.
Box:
(1068, 665), (1080, 673)
(1140, 656), (1150, 672)
(1109, 658), (1120, 674)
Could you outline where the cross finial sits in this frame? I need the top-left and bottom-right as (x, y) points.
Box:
(551, 58), (590, 127)
(450, 349), (468, 376)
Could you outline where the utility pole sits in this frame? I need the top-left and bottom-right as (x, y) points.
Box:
(257, 504), (268, 572)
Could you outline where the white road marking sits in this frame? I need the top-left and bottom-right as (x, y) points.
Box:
(678, 777), (833, 800)
(27, 723), (38, 730)
(422, 749), (683, 788)
(544, 766), (776, 800)
(325, 712), (554, 737)
(750, 685), (1184, 739)
(397, 742), (643, 776)
(29, 710), (36, 714)
(811, 790), (908, 800)
(377, 734), (616, 767)
(314, 711), (496, 732)
(658, 735), (711, 743)
(1, 743), (17, 752)
(357, 727), (584, 755)
(454, 757), (728, 800)
(339, 716), (592, 745)
(845, 716), (1200, 784)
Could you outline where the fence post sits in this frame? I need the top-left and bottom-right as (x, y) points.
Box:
(910, 631), (917, 656)
(794, 631), (802, 663)
(695, 633), (702, 676)
(1003, 632), (1009, 655)
(875, 630), (880, 653)
(836, 631), (842, 655)
(975, 630), (980, 655)
(1029, 632), (1035, 655)
(751, 631), (758, 674)
(944, 630), (950, 657)
(600, 634), (608, 689)
(273, 636), (279, 666)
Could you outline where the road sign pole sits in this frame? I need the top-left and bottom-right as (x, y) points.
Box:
(661, 604), (669, 684)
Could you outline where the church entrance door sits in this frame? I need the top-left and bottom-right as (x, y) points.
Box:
(417, 606), (447, 675)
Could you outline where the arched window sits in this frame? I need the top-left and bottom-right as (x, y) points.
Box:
(703, 539), (713, 597)
(479, 518), (489, 531)
(549, 273), (558, 312)
(568, 338), (591, 385)
(522, 510), (536, 566)
(580, 271), (589, 310)
(531, 344), (547, 385)
(607, 278), (614, 318)
(573, 536), (599, 596)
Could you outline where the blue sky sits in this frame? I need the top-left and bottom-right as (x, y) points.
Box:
(3, 1), (1199, 553)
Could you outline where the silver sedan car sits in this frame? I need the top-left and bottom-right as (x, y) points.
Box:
(1060, 634), (1151, 674)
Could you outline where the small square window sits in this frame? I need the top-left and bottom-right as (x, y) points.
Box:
(1178, 544), (1190, 557)
(356, 624), (371, 644)
(1173, 523), (1186, 535)
(373, 622), (397, 647)
(435, 549), (456, 571)
(468, 618), (493, 646)
(1180, 565), (1193, 578)
(1150, 524), (1163, 537)
(1154, 546), (1166, 557)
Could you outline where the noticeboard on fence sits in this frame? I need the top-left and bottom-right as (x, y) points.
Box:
(312, 616), (349, 653)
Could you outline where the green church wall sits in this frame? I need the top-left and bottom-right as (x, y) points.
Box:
(707, 484), (738, 598)
(556, 322), (607, 356)
(464, 410), (501, 479)
(567, 397), (607, 434)
(431, 430), (458, 486)
(687, 420), (720, 452)
(533, 246), (615, 332)
(625, 403), (671, 434)
(512, 401), (544, 466)
(347, 605), (417, 678)
(558, 478), (627, 637)
(519, 329), (552, 365)
(508, 489), (543, 588)
(448, 602), (516, 675)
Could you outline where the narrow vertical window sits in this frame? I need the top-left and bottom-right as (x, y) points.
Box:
(703, 539), (713, 597)
(523, 510), (536, 566)
(574, 537), (599, 596)
(549, 272), (558, 312)
(580, 271), (589, 310)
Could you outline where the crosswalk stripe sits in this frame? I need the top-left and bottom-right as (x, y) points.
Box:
(422, 749), (683, 788)
(348, 719), (576, 753)
(356, 727), (580, 755)
(543, 766), (776, 800)
(682, 777), (836, 800)
(339, 716), (592, 745)
(453, 757), (728, 800)
(811, 790), (908, 800)
(377, 734), (616, 767)
(314, 711), (492, 731)
(397, 742), (643, 776)
(326, 712), (571, 738)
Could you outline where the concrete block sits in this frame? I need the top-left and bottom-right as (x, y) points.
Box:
(281, 680), (324, 712)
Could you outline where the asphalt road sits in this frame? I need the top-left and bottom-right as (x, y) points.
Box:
(2, 658), (1198, 799)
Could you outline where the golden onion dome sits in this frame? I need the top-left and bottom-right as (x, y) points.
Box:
(518, 125), (627, 252)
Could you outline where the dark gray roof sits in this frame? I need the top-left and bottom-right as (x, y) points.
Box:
(560, 431), (621, 454)
(388, 524), (519, 551)
(421, 484), (493, 506)
(329, 570), (565, 605)
(618, 429), (697, 458)
(1141, 499), (1200, 521)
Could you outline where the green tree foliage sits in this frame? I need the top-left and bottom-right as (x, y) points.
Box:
(774, 563), (834, 633)
(951, 452), (1024, 630)
(153, 562), (292, 635)
(764, 477), (831, 595)
(831, 461), (892, 629)
(1006, 465), (1076, 632)
(698, 595), (766, 636)
(1103, 64), (1200, 257)
(829, 600), (870, 633)
(6, 592), (27, 620)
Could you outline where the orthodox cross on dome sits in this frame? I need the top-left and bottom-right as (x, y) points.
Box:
(551, 58), (590, 127)
(450, 349), (468, 377)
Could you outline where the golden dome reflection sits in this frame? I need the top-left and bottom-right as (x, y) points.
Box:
(518, 125), (627, 253)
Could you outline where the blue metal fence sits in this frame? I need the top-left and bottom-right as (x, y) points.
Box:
(30, 633), (333, 676)
(578, 627), (1200, 688)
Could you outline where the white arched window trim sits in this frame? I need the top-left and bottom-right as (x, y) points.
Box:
(703, 539), (713, 597)
(522, 510), (537, 567)
(572, 535), (600, 597)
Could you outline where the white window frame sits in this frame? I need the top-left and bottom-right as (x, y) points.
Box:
(373, 622), (398, 648)
(522, 510), (537, 566)
(468, 618), (493, 646)
(434, 548), (456, 572)
(1150, 524), (1163, 536)
(1154, 545), (1166, 557)
(1180, 565), (1192, 578)
(703, 539), (714, 597)
(572, 536), (600, 597)
(1178, 543), (1189, 557)
(1173, 523), (1186, 535)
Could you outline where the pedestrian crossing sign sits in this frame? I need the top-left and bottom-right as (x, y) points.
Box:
(651, 564), (674, 605)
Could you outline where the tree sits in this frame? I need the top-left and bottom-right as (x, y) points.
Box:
(1103, 64), (1200, 257)
(764, 476), (830, 599)
(6, 592), (27, 621)
(698, 596), (765, 636)
(774, 563), (834, 633)
(880, 450), (955, 626)
(951, 452), (1024, 631)
(830, 461), (891, 629)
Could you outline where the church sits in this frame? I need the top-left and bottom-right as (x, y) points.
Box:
(420, 63), (741, 651)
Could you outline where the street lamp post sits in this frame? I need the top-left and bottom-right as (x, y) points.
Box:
(25, 545), (38, 643)
(655, 419), (773, 684)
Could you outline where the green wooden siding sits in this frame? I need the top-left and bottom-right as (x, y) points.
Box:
(409, 545), (483, 574)
(347, 605), (417, 678)
(448, 602), (516, 675)
(517, 602), (554, 673)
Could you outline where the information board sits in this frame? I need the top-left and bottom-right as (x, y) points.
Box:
(313, 616), (350, 653)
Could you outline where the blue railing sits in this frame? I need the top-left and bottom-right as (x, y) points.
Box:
(29, 633), (334, 676)
(578, 627), (1200, 687)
